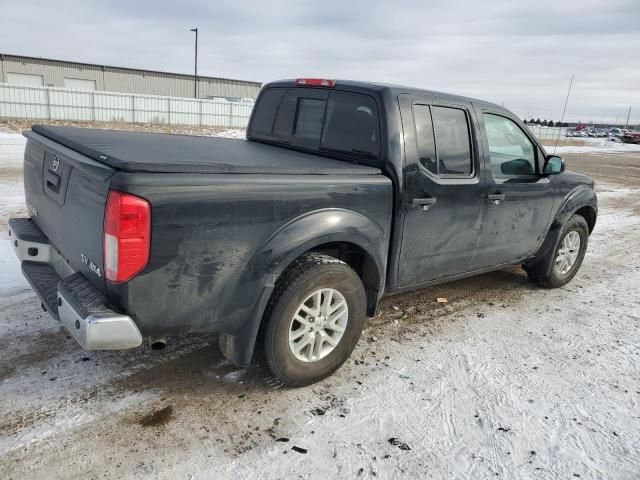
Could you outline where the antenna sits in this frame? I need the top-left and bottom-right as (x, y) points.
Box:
(554, 74), (574, 154)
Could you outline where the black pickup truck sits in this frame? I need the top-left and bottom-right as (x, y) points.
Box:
(10, 78), (597, 386)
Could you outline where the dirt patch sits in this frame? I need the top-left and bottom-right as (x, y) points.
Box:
(0, 168), (23, 181)
(542, 138), (591, 147)
(138, 405), (174, 427)
(564, 152), (640, 189)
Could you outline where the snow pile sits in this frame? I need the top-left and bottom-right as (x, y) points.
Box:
(212, 129), (246, 139)
(0, 179), (27, 292)
(0, 237), (28, 292)
(0, 132), (26, 169)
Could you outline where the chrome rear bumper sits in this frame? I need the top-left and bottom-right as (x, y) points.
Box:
(57, 276), (142, 349)
(9, 217), (142, 350)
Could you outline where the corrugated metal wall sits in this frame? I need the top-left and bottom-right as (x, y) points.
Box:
(0, 54), (261, 99)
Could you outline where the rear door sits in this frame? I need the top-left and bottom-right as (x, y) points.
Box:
(397, 94), (485, 286)
(470, 106), (555, 268)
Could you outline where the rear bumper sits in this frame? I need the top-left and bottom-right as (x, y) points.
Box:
(9, 218), (142, 350)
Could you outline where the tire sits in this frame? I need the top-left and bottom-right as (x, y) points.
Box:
(529, 214), (589, 288)
(260, 253), (366, 387)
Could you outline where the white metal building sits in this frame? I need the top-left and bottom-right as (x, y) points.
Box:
(0, 53), (261, 100)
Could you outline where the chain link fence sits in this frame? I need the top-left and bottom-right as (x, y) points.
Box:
(0, 84), (254, 128)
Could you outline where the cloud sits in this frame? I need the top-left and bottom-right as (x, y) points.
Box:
(1, 0), (638, 123)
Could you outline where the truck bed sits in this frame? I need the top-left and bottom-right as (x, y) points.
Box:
(20, 124), (392, 339)
(31, 125), (382, 175)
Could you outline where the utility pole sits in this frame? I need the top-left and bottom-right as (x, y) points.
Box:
(625, 106), (632, 129)
(190, 27), (198, 98)
(554, 74), (574, 154)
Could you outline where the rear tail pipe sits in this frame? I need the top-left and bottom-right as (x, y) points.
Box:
(149, 336), (167, 350)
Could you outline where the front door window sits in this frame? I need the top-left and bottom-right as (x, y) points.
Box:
(483, 113), (537, 179)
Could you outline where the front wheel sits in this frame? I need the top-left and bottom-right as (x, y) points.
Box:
(261, 253), (366, 387)
(529, 214), (589, 288)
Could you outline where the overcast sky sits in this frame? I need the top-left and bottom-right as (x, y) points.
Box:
(2, 0), (638, 123)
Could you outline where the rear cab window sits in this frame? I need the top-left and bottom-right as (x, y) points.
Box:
(295, 98), (325, 140)
(251, 89), (286, 136)
(248, 87), (381, 161)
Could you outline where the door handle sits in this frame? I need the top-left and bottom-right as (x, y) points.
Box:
(45, 170), (61, 193)
(486, 193), (506, 205)
(412, 197), (437, 211)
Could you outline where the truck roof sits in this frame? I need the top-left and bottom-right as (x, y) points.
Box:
(263, 79), (503, 110)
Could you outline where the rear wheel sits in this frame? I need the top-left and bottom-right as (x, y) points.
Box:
(529, 215), (589, 288)
(261, 253), (366, 387)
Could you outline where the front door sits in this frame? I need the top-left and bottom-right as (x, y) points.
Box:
(471, 107), (555, 269)
(397, 94), (485, 287)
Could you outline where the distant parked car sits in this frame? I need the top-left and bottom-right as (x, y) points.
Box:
(622, 132), (640, 144)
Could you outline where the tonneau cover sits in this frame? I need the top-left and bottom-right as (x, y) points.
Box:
(31, 125), (382, 175)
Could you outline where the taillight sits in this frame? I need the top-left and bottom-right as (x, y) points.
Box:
(103, 190), (150, 283)
(295, 78), (336, 87)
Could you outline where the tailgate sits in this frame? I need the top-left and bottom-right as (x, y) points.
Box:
(22, 130), (115, 292)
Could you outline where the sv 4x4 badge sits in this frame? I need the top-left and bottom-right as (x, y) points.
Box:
(80, 253), (102, 278)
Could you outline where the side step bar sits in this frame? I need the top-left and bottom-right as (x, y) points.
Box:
(22, 262), (61, 319)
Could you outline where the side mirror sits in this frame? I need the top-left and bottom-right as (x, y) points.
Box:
(543, 155), (565, 175)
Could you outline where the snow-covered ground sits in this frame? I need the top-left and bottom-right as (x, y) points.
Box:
(212, 128), (246, 139)
(0, 214), (28, 292)
(0, 131), (27, 169)
(1, 133), (639, 479)
(0, 132), (28, 292)
(543, 137), (640, 154)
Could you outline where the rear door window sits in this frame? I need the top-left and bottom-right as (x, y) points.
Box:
(431, 106), (473, 176)
(413, 104), (437, 174)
